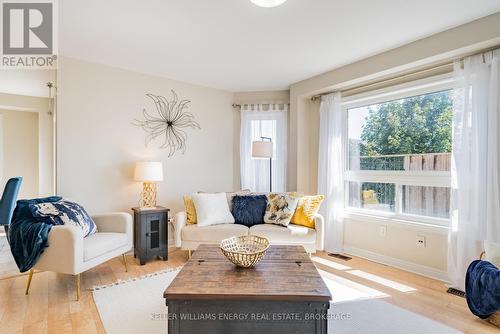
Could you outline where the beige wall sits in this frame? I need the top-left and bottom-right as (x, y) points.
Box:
(56, 57), (237, 214)
(233, 90), (289, 105)
(288, 12), (500, 278)
(0, 109), (39, 199)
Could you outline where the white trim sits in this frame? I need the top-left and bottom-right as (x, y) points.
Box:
(344, 211), (449, 234)
(345, 171), (451, 187)
(342, 73), (453, 108)
(344, 245), (450, 283)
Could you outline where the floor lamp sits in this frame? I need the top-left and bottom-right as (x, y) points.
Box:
(252, 137), (273, 192)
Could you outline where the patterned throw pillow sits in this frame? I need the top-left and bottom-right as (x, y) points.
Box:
(291, 195), (325, 228)
(264, 194), (299, 227)
(29, 200), (97, 237)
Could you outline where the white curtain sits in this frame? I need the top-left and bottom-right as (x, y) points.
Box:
(317, 92), (345, 253)
(240, 104), (288, 192)
(448, 50), (500, 290)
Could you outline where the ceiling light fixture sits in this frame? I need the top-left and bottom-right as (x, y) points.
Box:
(250, 0), (287, 8)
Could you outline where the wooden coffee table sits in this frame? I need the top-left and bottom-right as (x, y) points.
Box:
(164, 244), (332, 334)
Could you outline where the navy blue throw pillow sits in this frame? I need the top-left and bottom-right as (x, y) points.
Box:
(231, 195), (267, 227)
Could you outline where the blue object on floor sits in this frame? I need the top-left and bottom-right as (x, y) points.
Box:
(465, 259), (500, 319)
(9, 196), (62, 272)
(0, 177), (23, 241)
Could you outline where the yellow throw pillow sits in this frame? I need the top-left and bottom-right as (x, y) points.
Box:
(362, 190), (379, 205)
(291, 195), (325, 229)
(183, 195), (197, 224)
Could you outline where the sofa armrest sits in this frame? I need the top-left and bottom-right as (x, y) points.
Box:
(92, 212), (132, 235)
(34, 225), (83, 275)
(174, 211), (186, 248)
(314, 214), (325, 251)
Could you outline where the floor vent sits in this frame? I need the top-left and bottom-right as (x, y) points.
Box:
(446, 287), (465, 298)
(328, 253), (352, 261)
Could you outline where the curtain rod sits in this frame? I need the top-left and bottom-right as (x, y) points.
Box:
(232, 103), (290, 109)
(310, 45), (500, 101)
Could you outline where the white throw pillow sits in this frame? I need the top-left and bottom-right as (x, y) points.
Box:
(484, 241), (500, 267)
(191, 193), (235, 227)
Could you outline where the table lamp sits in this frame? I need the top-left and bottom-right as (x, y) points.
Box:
(134, 161), (163, 208)
(251, 137), (273, 192)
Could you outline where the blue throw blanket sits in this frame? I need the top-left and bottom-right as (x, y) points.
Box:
(465, 259), (500, 319)
(8, 196), (62, 272)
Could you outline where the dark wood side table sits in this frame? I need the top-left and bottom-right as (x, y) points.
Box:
(132, 206), (169, 265)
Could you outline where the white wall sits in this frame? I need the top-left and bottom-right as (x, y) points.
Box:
(56, 57), (237, 214)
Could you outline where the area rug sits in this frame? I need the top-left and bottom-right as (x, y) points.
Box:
(93, 269), (462, 334)
(92, 268), (181, 334)
(0, 234), (20, 278)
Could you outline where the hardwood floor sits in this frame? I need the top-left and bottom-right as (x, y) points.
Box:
(0, 249), (497, 334)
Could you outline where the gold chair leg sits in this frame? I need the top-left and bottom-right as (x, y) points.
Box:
(75, 274), (81, 301)
(188, 250), (192, 259)
(25, 269), (34, 295)
(122, 254), (128, 272)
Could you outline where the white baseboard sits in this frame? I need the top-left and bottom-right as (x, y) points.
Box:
(343, 246), (450, 283)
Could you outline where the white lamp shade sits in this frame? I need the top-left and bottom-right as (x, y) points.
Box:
(252, 141), (273, 158)
(134, 162), (163, 182)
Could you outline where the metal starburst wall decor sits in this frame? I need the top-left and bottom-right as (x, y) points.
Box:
(133, 90), (201, 157)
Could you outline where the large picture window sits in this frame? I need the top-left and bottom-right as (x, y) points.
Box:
(344, 76), (452, 225)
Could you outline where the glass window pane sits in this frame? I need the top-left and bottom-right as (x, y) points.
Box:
(402, 186), (450, 219)
(348, 90), (452, 171)
(348, 182), (395, 212)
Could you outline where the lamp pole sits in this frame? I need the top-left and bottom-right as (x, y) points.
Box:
(260, 137), (272, 192)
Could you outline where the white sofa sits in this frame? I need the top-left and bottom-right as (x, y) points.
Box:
(174, 211), (324, 254)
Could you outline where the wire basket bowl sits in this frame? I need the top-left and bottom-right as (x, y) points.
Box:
(220, 235), (270, 268)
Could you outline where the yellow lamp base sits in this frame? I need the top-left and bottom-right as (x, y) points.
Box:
(140, 182), (158, 208)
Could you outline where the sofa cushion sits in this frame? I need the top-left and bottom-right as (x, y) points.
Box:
(231, 195), (267, 227)
(249, 223), (316, 245)
(182, 224), (248, 242)
(183, 195), (197, 224)
(291, 195), (324, 228)
(83, 232), (128, 261)
(263, 194), (299, 227)
(191, 193), (235, 227)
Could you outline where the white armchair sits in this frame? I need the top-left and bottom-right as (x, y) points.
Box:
(25, 212), (133, 300)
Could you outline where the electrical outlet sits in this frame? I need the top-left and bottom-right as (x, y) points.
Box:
(416, 235), (426, 248)
(379, 225), (387, 237)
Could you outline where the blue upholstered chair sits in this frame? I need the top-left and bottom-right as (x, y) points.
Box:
(0, 177), (23, 242)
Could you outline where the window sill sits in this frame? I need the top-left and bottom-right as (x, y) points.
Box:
(343, 209), (449, 235)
